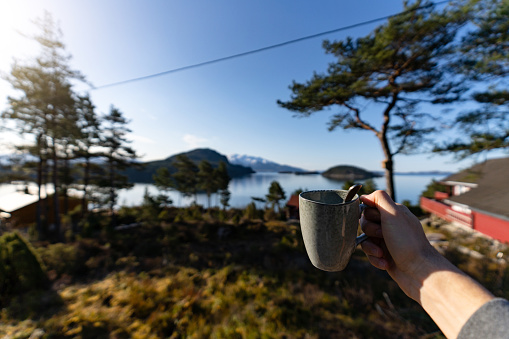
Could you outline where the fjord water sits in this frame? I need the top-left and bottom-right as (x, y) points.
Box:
(117, 172), (446, 208)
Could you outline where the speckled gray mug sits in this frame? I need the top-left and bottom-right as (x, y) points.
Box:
(299, 189), (368, 271)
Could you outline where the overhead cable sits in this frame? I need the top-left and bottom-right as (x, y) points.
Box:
(92, 0), (450, 90)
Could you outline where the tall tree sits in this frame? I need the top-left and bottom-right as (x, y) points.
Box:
(434, 0), (508, 158)
(278, 1), (469, 201)
(153, 167), (174, 194)
(171, 154), (199, 203)
(100, 106), (138, 227)
(198, 160), (217, 208)
(74, 95), (103, 219)
(215, 162), (231, 210)
(2, 12), (84, 238)
(266, 181), (286, 213)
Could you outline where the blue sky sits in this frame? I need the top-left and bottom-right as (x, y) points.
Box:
(0, 0), (503, 173)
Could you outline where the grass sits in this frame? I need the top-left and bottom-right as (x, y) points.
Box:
(2, 206), (507, 338)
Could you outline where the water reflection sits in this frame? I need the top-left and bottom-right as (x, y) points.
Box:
(117, 172), (446, 208)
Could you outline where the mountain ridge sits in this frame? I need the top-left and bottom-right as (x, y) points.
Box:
(123, 148), (254, 183)
(228, 154), (306, 173)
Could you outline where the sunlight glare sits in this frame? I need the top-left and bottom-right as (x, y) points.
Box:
(0, 2), (42, 73)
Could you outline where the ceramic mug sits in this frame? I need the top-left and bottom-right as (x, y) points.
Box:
(299, 189), (368, 271)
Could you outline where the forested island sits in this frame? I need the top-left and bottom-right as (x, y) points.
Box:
(321, 165), (381, 181)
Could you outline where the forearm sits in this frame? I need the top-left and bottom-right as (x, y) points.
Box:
(392, 248), (494, 339)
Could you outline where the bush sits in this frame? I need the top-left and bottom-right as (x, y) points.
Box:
(421, 179), (448, 199)
(37, 242), (86, 278)
(243, 202), (258, 220)
(0, 232), (49, 300)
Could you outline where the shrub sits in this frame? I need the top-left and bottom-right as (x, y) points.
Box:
(421, 179), (448, 199)
(37, 242), (86, 278)
(0, 232), (49, 300)
(243, 202), (258, 220)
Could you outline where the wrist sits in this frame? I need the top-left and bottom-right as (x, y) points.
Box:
(390, 246), (494, 338)
(389, 245), (450, 302)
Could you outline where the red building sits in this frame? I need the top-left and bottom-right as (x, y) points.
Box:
(420, 157), (509, 243)
(285, 194), (300, 220)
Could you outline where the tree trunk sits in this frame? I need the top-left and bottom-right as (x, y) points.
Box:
(36, 156), (43, 240)
(109, 158), (116, 228)
(81, 157), (90, 218)
(379, 134), (396, 201)
(51, 143), (61, 239)
(42, 158), (49, 235)
(382, 157), (396, 202)
(63, 156), (69, 216)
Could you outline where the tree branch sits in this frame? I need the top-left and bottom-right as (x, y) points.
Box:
(342, 102), (379, 134)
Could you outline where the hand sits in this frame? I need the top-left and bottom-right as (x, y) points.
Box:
(359, 190), (494, 338)
(360, 190), (435, 297)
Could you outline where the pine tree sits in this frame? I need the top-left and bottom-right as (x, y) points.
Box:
(74, 95), (103, 220)
(266, 181), (286, 213)
(278, 1), (469, 201)
(2, 12), (84, 238)
(434, 0), (508, 158)
(198, 160), (216, 208)
(171, 154), (199, 204)
(100, 106), (138, 227)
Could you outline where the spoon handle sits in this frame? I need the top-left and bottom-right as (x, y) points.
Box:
(345, 184), (362, 202)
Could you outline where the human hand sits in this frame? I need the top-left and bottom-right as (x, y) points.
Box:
(360, 190), (436, 297)
(360, 191), (495, 338)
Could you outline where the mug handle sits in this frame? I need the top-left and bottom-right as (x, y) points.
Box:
(355, 203), (369, 246)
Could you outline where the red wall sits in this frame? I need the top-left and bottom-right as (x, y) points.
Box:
(420, 197), (472, 228)
(473, 211), (509, 244)
(421, 197), (509, 244)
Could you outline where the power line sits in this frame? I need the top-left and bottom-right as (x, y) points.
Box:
(92, 0), (450, 90)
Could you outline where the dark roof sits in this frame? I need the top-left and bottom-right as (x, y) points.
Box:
(444, 157), (509, 219)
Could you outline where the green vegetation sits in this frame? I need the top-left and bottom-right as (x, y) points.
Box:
(266, 181), (286, 213)
(0, 232), (49, 303)
(421, 180), (449, 199)
(0, 207), (439, 338)
(342, 179), (378, 196)
(434, 0), (509, 158)
(2, 203), (508, 338)
(278, 0), (474, 201)
(0, 173), (507, 338)
(1, 13), (139, 236)
(153, 154), (231, 208)
(124, 148), (255, 183)
(322, 166), (379, 181)
(0, 1), (508, 337)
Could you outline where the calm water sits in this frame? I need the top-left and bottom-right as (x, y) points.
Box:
(117, 172), (446, 208)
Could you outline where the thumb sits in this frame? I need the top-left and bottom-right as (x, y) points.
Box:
(361, 190), (398, 216)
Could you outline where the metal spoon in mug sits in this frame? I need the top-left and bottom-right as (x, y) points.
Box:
(345, 184), (362, 203)
(345, 184), (369, 245)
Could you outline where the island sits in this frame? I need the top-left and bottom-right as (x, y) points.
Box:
(321, 165), (381, 181)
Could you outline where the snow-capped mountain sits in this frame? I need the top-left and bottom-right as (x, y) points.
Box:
(228, 154), (306, 173)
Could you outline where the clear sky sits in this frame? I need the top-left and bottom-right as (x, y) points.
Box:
(0, 0), (503, 173)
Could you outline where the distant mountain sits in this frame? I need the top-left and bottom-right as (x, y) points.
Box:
(123, 148), (255, 183)
(228, 154), (306, 173)
(322, 165), (381, 181)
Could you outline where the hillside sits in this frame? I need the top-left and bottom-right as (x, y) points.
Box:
(228, 154), (306, 172)
(124, 148), (254, 183)
(321, 165), (381, 180)
(0, 210), (446, 338)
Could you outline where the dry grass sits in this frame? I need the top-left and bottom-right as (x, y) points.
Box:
(7, 209), (499, 338)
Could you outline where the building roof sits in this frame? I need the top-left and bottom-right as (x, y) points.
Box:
(444, 157), (509, 219)
(286, 194), (299, 207)
(0, 183), (51, 213)
(0, 192), (40, 213)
